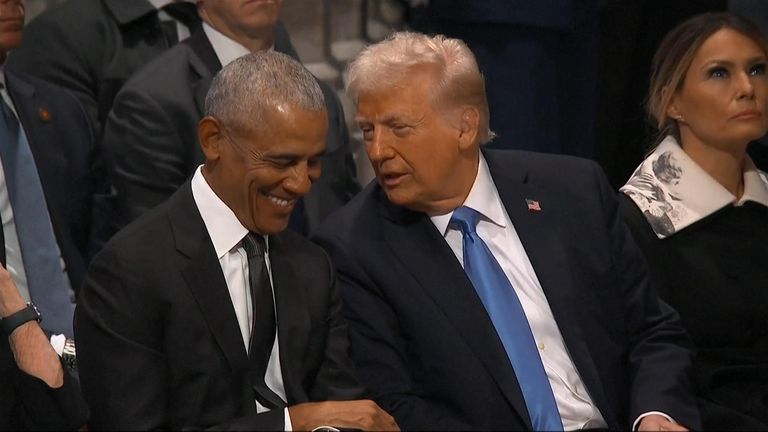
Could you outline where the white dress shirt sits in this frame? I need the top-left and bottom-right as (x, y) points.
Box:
(191, 166), (293, 430)
(430, 154), (607, 430)
(0, 67), (73, 321)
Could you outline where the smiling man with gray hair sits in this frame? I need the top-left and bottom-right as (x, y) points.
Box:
(75, 50), (397, 431)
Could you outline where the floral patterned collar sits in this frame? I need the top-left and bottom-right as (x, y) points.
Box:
(620, 135), (768, 239)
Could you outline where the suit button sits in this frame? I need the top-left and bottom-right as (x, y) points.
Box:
(537, 342), (545, 350)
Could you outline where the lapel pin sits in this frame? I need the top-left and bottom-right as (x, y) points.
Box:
(526, 199), (541, 212)
(38, 107), (51, 123)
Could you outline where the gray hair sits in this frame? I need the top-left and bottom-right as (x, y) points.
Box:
(205, 50), (326, 135)
(346, 31), (495, 144)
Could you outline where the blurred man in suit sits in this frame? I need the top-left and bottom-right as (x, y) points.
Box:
(6, 0), (201, 133)
(76, 51), (397, 431)
(0, 0), (97, 428)
(313, 32), (700, 431)
(101, 0), (359, 234)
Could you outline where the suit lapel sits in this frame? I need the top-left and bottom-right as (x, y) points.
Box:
(485, 150), (614, 425)
(183, 31), (222, 115)
(169, 183), (249, 373)
(268, 234), (311, 404)
(378, 191), (532, 429)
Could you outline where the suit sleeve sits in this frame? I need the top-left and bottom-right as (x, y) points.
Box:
(591, 163), (701, 429)
(102, 87), (191, 228)
(75, 246), (172, 430)
(313, 233), (476, 430)
(308, 251), (365, 401)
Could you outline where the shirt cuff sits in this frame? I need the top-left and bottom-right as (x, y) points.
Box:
(633, 411), (675, 431)
(284, 407), (292, 431)
(49, 333), (66, 356)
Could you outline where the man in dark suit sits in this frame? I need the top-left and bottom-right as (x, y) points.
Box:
(6, 0), (201, 133)
(102, 0), (359, 233)
(75, 50), (397, 430)
(313, 32), (700, 431)
(0, 0), (97, 428)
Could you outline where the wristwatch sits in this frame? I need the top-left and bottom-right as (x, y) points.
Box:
(1, 302), (42, 335)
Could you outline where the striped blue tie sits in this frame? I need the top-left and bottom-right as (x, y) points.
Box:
(0, 89), (74, 337)
(450, 206), (563, 431)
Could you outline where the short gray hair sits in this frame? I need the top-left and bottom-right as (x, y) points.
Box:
(346, 31), (494, 144)
(205, 51), (326, 135)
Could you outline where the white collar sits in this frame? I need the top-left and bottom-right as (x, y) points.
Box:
(620, 135), (768, 238)
(431, 153), (507, 235)
(203, 22), (252, 68)
(191, 165), (251, 258)
(148, 0), (194, 10)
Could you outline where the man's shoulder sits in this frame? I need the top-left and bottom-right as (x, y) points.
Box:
(119, 43), (201, 99)
(315, 181), (385, 238)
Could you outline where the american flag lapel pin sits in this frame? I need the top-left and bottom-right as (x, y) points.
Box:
(526, 199), (541, 212)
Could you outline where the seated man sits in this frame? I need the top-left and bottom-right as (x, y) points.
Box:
(102, 0), (359, 233)
(7, 0), (202, 133)
(75, 50), (397, 431)
(1, 0), (98, 428)
(313, 32), (700, 431)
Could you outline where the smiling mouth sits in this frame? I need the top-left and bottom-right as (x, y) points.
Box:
(267, 194), (295, 208)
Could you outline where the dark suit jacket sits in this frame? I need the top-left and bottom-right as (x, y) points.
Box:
(75, 181), (362, 429)
(313, 149), (701, 430)
(102, 29), (360, 234)
(7, 0), (199, 133)
(0, 72), (94, 430)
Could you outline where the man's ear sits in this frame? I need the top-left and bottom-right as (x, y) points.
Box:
(198, 116), (225, 162)
(458, 107), (480, 150)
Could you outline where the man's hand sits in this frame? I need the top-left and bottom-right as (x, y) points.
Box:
(638, 414), (688, 431)
(0, 264), (64, 388)
(288, 400), (399, 431)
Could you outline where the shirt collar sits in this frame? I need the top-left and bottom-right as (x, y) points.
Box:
(620, 135), (768, 238)
(203, 22), (252, 68)
(191, 165), (249, 258)
(148, 0), (193, 9)
(430, 153), (507, 235)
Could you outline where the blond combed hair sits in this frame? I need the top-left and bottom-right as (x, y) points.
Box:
(346, 31), (495, 144)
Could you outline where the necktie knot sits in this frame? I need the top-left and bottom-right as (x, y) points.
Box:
(242, 233), (267, 258)
(449, 206), (480, 235)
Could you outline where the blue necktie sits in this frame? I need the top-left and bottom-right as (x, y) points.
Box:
(0, 87), (74, 337)
(450, 206), (562, 431)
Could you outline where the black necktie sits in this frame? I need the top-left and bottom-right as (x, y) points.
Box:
(241, 233), (285, 410)
(160, 2), (201, 45)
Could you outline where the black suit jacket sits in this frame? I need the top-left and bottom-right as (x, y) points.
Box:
(313, 150), (701, 430)
(0, 72), (95, 430)
(102, 29), (360, 234)
(75, 181), (362, 429)
(7, 0), (199, 133)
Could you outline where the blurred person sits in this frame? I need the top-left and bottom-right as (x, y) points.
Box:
(75, 51), (398, 431)
(620, 12), (768, 429)
(1, 0), (98, 428)
(313, 31), (699, 431)
(405, 0), (599, 158)
(101, 0), (359, 235)
(6, 0), (202, 134)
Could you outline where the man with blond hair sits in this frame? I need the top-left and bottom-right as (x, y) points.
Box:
(314, 31), (700, 431)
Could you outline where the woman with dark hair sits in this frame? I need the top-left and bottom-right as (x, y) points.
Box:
(619, 12), (768, 429)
